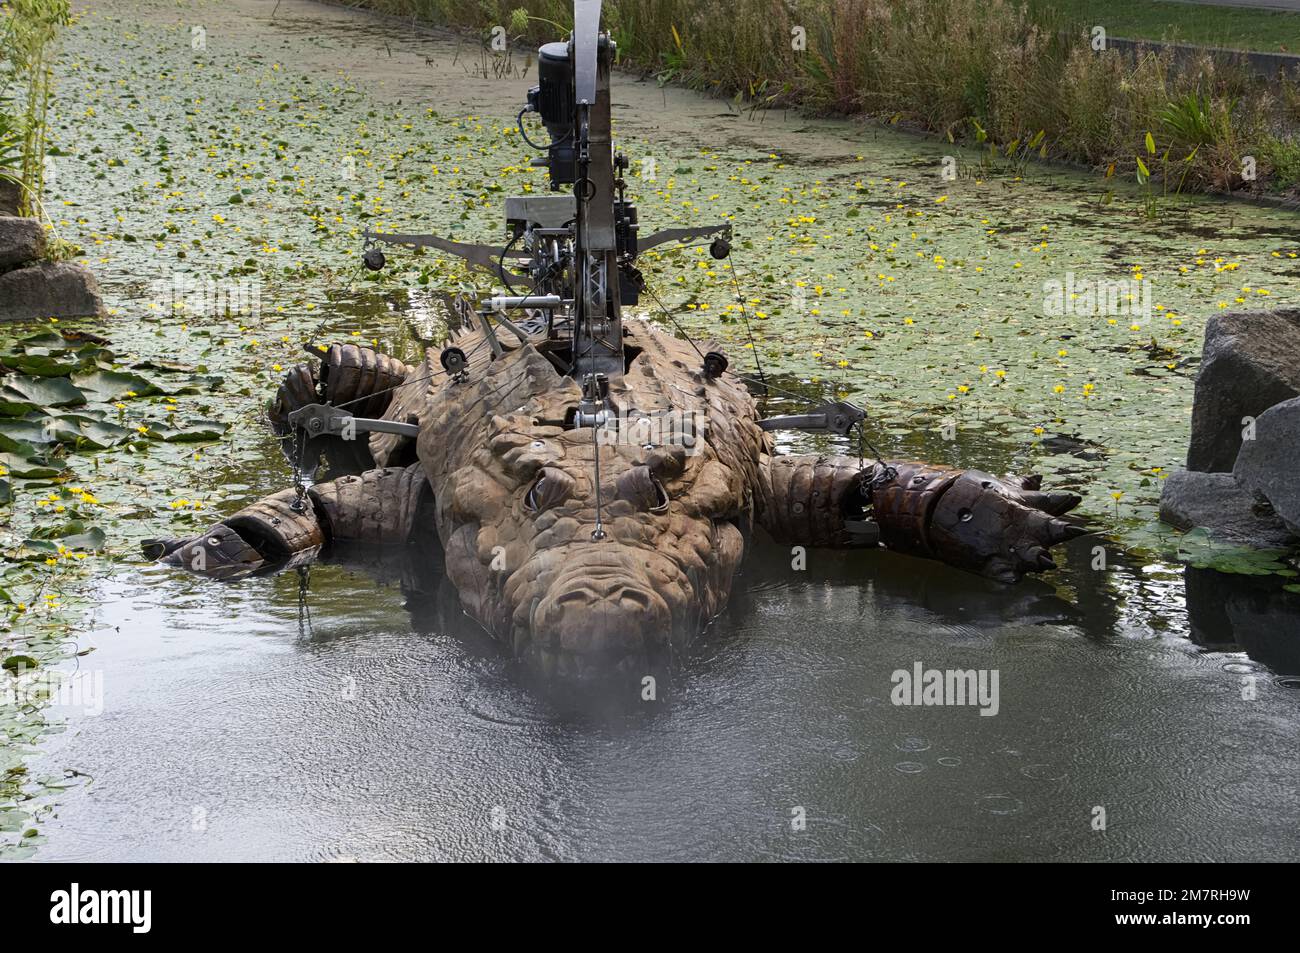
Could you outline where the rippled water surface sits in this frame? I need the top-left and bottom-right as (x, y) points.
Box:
(30, 539), (1300, 862)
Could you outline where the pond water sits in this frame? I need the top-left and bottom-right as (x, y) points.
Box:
(8, 0), (1300, 861)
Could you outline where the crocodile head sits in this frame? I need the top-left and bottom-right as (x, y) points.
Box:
(420, 347), (764, 681)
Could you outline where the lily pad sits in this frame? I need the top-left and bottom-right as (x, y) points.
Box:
(2, 354), (83, 378)
(55, 416), (136, 449)
(1, 376), (87, 407)
(71, 369), (160, 401)
(0, 398), (41, 417)
(1175, 527), (1295, 576)
(58, 527), (107, 552)
(149, 419), (227, 442)
(0, 419), (55, 446)
(0, 452), (63, 479)
(16, 332), (71, 350)
(0, 435), (42, 457)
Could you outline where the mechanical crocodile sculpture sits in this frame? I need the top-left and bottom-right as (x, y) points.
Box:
(145, 1), (1086, 680)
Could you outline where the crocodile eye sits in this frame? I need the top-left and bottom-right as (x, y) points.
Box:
(616, 465), (669, 513)
(525, 466), (574, 513)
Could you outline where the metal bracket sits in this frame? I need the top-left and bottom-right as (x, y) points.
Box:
(638, 222), (732, 255)
(361, 227), (533, 286)
(287, 403), (420, 440)
(573, 0), (602, 105)
(758, 400), (866, 437)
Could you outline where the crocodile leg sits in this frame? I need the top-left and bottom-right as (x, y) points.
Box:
(142, 464), (434, 580)
(756, 454), (1087, 583)
(271, 343), (413, 431)
(268, 343), (415, 475)
(268, 343), (413, 433)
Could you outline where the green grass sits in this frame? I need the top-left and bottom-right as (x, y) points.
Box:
(1028, 0), (1300, 53)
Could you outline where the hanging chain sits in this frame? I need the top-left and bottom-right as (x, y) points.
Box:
(296, 564), (313, 637)
(289, 422), (308, 513)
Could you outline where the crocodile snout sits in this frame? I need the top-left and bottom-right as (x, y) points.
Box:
(527, 559), (675, 679)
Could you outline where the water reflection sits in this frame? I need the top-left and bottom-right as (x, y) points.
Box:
(25, 524), (1300, 862)
(1184, 567), (1300, 678)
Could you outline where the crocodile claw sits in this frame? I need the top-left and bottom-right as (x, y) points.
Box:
(870, 462), (1088, 583)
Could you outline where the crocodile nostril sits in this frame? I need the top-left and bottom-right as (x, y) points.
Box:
(555, 589), (590, 607)
(616, 588), (653, 610)
(553, 585), (654, 611)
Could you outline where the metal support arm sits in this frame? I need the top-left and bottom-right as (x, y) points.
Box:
(287, 403), (421, 440)
(638, 222), (732, 255)
(758, 400), (866, 437)
(362, 227), (533, 286)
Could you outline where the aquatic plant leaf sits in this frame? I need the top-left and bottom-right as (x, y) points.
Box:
(1, 375), (86, 407)
(0, 398), (41, 417)
(0, 420), (53, 446)
(148, 419), (227, 442)
(57, 527), (106, 551)
(0, 452), (60, 478)
(16, 332), (71, 350)
(3, 354), (82, 377)
(71, 369), (160, 401)
(64, 417), (136, 449)
(1174, 526), (1295, 575)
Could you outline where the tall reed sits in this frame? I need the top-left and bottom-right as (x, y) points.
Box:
(355, 0), (1288, 194)
(0, 0), (72, 219)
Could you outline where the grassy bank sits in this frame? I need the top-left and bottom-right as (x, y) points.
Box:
(349, 0), (1300, 197)
(1029, 0), (1300, 54)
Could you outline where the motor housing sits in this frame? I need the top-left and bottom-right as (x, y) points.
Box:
(527, 42), (578, 189)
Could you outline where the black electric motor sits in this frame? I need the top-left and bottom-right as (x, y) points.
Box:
(527, 42), (578, 189)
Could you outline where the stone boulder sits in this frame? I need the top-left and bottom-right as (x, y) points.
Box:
(0, 262), (103, 321)
(0, 215), (47, 271)
(1187, 309), (1300, 472)
(0, 179), (21, 217)
(1234, 396), (1300, 535)
(1158, 468), (1295, 548)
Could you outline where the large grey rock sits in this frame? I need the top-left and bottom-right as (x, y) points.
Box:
(0, 179), (21, 216)
(0, 262), (103, 321)
(1159, 468), (1295, 548)
(1234, 396), (1300, 535)
(0, 215), (47, 271)
(1187, 309), (1300, 472)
